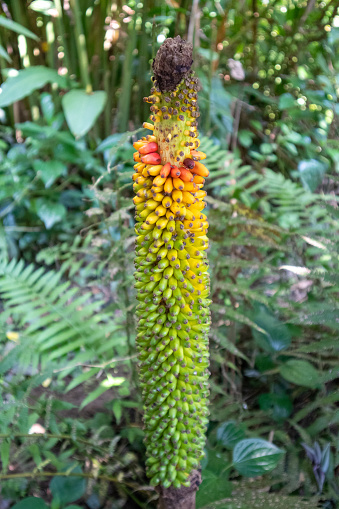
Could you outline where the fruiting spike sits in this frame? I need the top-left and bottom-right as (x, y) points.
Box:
(133, 36), (210, 489)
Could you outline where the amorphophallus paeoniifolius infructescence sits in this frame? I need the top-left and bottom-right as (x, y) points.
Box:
(133, 36), (211, 501)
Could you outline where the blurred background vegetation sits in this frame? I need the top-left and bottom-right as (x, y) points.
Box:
(0, 0), (338, 508)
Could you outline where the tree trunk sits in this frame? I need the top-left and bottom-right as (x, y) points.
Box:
(157, 470), (202, 509)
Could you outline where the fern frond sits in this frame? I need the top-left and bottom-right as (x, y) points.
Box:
(0, 259), (122, 368)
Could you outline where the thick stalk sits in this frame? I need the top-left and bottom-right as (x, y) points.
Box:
(157, 470), (201, 509)
(70, 0), (92, 92)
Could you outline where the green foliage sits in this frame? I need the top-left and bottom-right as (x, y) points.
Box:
(0, 67), (67, 108)
(62, 90), (107, 138)
(0, 0), (338, 507)
(12, 499), (49, 509)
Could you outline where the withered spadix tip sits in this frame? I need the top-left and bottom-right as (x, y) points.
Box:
(152, 36), (193, 92)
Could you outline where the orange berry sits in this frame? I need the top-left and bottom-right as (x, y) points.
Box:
(170, 166), (181, 178)
(139, 142), (159, 154)
(160, 162), (171, 178)
(190, 150), (206, 160)
(141, 152), (161, 165)
(193, 174), (205, 185)
(178, 167), (194, 182)
(191, 161), (209, 177)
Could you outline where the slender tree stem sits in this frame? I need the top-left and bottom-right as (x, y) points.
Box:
(70, 0), (92, 92)
(54, 0), (72, 75)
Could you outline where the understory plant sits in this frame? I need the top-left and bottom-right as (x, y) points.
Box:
(133, 37), (211, 500)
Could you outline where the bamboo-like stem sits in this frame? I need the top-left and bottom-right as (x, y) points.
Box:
(10, 1), (40, 120)
(70, 0), (92, 92)
(54, 0), (72, 75)
(116, 14), (137, 131)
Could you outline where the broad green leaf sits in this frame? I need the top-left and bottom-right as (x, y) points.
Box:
(33, 160), (67, 188)
(280, 359), (321, 388)
(233, 438), (285, 477)
(0, 16), (39, 41)
(216, 421), (246, 450)
(298, 159), (327, 192)
(251, 305), (291, 353)
(196, 470), (232, 508)
(35, 198), (67, 229)
(50, 466), (86, 505)
(62, 89), (107, 138)
(258, 393), (293, 421)
(0, 66), (67, 107)
(11, 498), (49, 509)
(202, 448), (230, 476)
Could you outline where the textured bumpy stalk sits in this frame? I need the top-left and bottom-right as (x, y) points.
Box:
(133, 37), (211, 490)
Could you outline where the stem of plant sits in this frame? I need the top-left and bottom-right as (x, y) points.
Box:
(70, 0), (92, 93)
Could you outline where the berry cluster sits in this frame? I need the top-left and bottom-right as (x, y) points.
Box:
(133, 47), (210, 489)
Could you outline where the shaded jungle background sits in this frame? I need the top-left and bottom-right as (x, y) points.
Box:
(0, 0), (338, 508)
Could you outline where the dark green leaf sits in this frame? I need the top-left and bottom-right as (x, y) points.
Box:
(50, 466), (86, 505)
(298, 159), (327, 192)
(279, 360), (321, 388)
(35, 198), (67, 229)
(258, 393), (293, 421)
(33, 160), (67, 188)
(251, 305), (291, 353)
(11, 498), (49, 509)
(203, 449), (230, 476)
(196, 470), (232, 508)
(233, 438), (285, 477)
(62, 89), (107, 138)
(216, 421), (246, 450)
